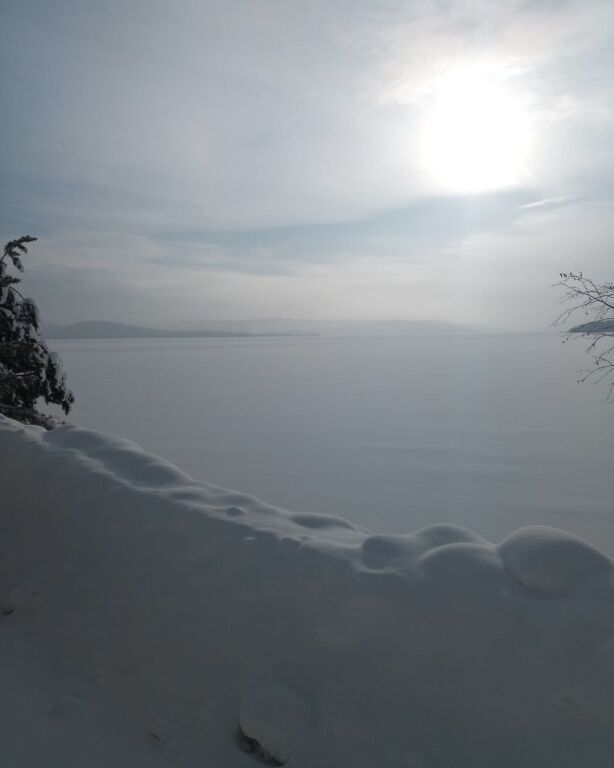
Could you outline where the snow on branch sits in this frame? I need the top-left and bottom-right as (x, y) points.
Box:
(0, 236), (74, 426)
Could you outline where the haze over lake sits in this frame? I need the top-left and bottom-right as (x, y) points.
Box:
(51, 332), (613, 553)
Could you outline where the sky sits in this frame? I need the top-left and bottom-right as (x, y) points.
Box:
(1, 0), (613, 331)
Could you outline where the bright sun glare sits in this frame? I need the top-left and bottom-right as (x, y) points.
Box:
(421, 65), (532, 194)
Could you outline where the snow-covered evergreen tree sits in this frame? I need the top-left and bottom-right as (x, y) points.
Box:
(0, 236), (74, 428)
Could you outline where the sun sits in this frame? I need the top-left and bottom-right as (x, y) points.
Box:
(420, 64), (532, 194)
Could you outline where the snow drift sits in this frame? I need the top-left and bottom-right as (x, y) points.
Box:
(1, 416), (613, 767)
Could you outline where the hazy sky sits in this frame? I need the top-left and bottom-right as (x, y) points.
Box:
(1, 0), (613, 330)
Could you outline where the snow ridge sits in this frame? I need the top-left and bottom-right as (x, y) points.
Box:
(1, 416), (613, 767)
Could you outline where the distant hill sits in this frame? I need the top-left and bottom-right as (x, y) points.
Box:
(569, 319), (614, 334)
(43, 321), (256, 340)
(44, 319), (475, 340)
(197, 319), (475, 336)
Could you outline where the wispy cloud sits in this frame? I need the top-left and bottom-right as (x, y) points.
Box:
(520, 196), (575, 210)
(1, 0), (613, 328)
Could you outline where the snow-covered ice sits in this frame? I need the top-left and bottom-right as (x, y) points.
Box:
(48, 334), (614, 552)
(1, 415), (613, 766)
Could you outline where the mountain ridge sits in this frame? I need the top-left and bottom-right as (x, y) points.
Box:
(44, 319), (474, 339)
(43, 321), (256, 340)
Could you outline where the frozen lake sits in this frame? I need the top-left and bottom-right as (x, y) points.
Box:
(50, 333), (614, 552)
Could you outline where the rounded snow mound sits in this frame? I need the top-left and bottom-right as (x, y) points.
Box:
(1, 416), (614, 768)
(499, 526), (613, 596)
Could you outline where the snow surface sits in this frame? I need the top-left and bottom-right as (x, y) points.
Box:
(48, 334), (614, 552)
(1, 415), (614, 766)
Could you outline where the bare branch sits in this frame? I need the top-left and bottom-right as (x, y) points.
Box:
(554, 271), (614, 398)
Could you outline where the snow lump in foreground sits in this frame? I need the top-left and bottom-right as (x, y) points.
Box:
(0, 415), (613, 767)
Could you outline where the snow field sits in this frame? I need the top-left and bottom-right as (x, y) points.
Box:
(1, 416), (613, 767)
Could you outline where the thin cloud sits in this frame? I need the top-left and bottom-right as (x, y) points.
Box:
(1, 0), (613, 329)
(520, 196), (575, 209)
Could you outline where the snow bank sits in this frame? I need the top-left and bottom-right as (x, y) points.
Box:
(1, 416), (613, 767)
